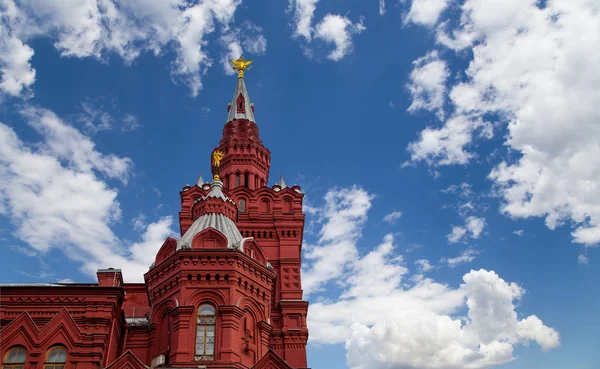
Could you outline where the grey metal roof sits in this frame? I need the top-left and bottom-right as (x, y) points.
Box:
(177, 213), (242, 250)
(226, 76), (255, 123)
(200, 180), (235, 204)
(279, 174), (287, 189)
(177, 180), (242, 250)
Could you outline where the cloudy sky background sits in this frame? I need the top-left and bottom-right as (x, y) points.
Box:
(0, 0), (598, 368)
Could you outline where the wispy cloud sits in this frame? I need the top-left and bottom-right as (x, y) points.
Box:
(383, 210), (402, 224)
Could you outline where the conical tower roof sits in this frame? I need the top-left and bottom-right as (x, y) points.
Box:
(227, 75), (255, 123)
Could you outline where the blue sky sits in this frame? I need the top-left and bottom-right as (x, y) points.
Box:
(0, 1), (599, 368)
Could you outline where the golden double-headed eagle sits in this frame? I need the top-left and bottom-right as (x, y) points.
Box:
(231, 56), (252, 78)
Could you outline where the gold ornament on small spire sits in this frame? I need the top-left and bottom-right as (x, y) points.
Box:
(231, 56), (252, 78)
(212, 150), (224, 181)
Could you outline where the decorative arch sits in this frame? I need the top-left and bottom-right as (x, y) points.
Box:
(0, 309), (99, 364)
(154, 237), (177, 266)
(239, 238), (267, 265)
(252, 349), (293, 369)
(192, 228), (228, 249)
(235, 296), (267, 322)
(150, 298), (178, 324)
(105, 351), (146, 369)
(186, 289), (227, 308)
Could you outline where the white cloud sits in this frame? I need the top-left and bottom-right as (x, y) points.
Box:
(379, 0), (386, 16)
(406, 51), (449, 120)
(288, 0), (320, 41)
(466, 216), (485, 238)
(0, 0), (263, 98)
(513, 229), (524, 236)
(288, 1), (365, 61)
(408, 115), (493, 166)
(447, 225), (467, 243)
(415, 258), (434, 272)
(21, 107), (132, 182)
(405, 0), (451, 27)
(122, 113), (141, 132)
(407, 0), (600, 246)
(315, 14), (365, 61)
(447, 217), (485, 243)
(0, 106), (173, 281)
(302, 186), (374, 295)
(220, 21), (267, 75)
(305, 186), (558, 369)
(383, 210), (402, 224)
(578, 254), (589, 265)
(76, 98), (140, 134)
(0, 35), (36, 97)
(442, 248), (479, 267)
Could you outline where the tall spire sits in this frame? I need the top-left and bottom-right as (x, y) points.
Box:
(227, 56), (255, 123)
(212, 56), (271, 190)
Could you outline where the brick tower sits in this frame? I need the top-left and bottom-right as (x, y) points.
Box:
(0, 57), (309, 369)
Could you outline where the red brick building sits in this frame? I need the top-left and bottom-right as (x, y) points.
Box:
(0, 59), (309, 369)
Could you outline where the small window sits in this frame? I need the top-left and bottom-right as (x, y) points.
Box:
(239, 199), (246, 212)
(3, 347), (26, 369)
(44, 346), (66, 369)
(237, 94), (245, 113)
(244, 172), (249, 187)
(235, 173), (240, 188)
(283, 198), (293, 213)
(196, 304), (216, 361)
(260, 199), (270, 213)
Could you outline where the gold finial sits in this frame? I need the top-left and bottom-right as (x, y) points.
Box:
(231, 56), (252, 78)
(212, 150), (224, 180)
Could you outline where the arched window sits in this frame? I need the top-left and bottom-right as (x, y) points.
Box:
(259, 199), (270, 213)
(283, 198), (293, 213)
(244, 172), (249, 187)
(195, 304), (216, 361)
(235, 173), (240, 188)
(44, 346), (66, 369)
(3, 347), (26, 369)
(239, 199), (246, 212)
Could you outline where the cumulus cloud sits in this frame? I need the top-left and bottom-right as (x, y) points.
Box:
(406, 51), (449, 120)
(408, 115), (493, 166)
(302, 186), (373, 295)
(383, 210), (402, 224)
(405, 0), (451, 27)
(0, 106), (173, 281)
(406, 0), (600, 246)
(447, 216), (485, 243)
(288, 0), (365, 61)
(0, 0), (265, 98)
(379, 0), (386, 15)
(314, 14), (365, 61)
(513, 229), (524, 236)
(578, 254), (588, 265)
(304, 186), (558, 369)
